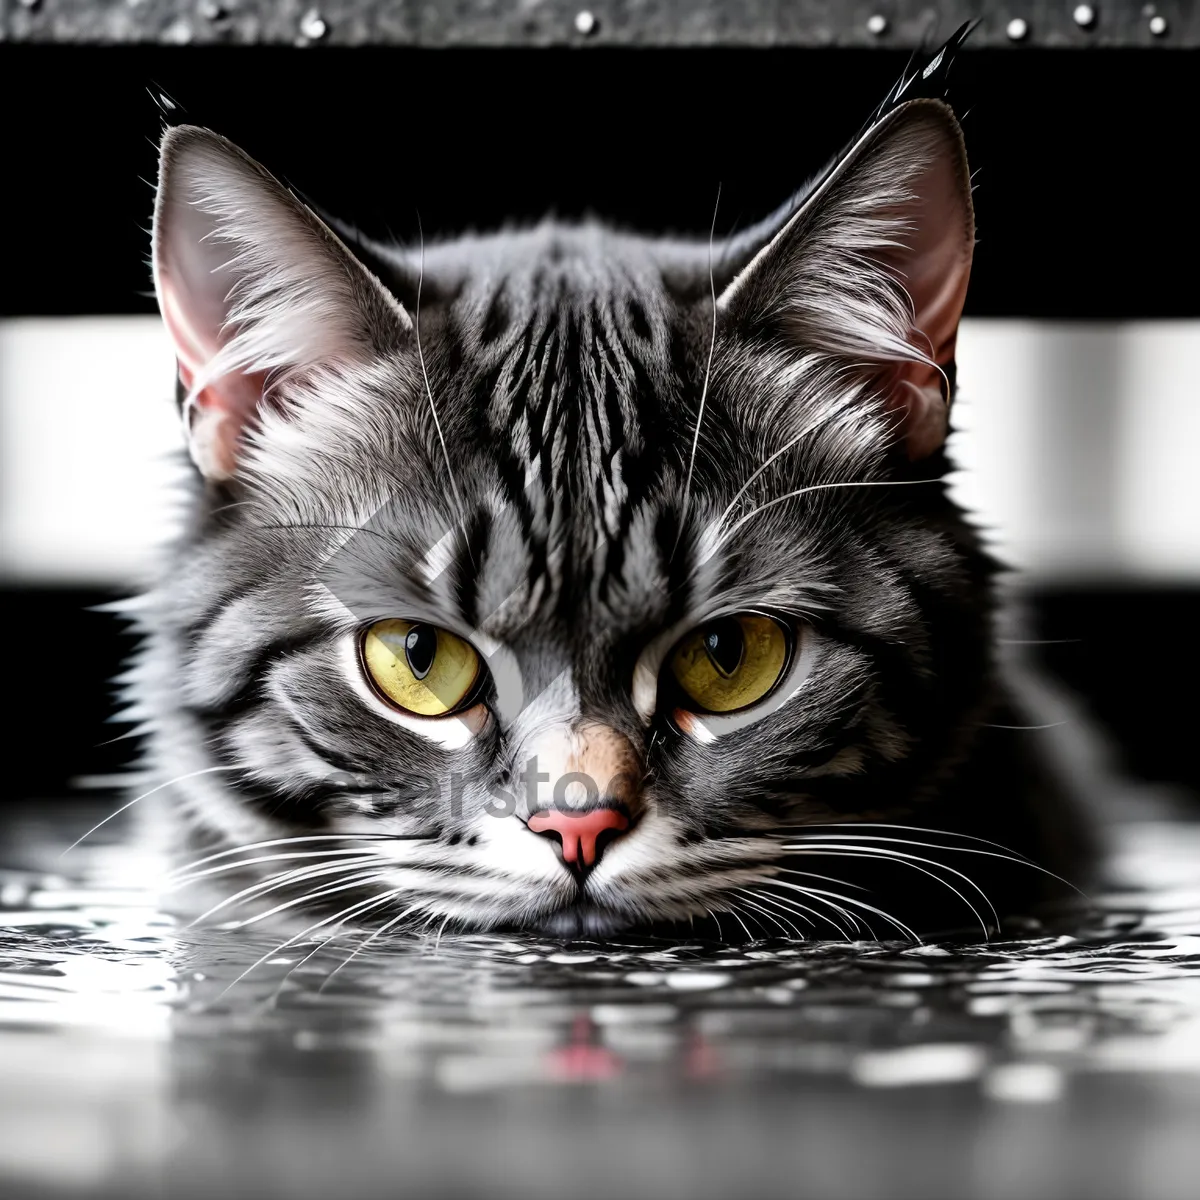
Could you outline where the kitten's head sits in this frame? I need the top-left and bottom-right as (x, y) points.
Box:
(144, 88), (982, 935)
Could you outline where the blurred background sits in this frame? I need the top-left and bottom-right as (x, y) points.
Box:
(1, 1), (1197, 802)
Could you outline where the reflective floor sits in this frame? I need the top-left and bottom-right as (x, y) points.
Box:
(2, 803), (1200, 1200)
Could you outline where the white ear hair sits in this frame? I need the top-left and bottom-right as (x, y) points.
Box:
(719, 99), (975, 460)
(152, 125), (411, 480)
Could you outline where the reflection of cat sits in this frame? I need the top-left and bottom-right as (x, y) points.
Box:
(132, 36), (1092, 939)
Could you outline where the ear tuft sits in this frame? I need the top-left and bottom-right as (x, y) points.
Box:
(719, 99), (975, 460)
(151, 125), (411, 480)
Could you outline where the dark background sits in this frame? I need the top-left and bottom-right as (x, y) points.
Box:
(1, 40), (1197, 800)
(4, 46), (1198, 320)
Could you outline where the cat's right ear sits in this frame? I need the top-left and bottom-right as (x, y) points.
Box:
(152, 125), (412, 481)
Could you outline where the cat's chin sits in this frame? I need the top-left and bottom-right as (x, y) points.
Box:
(531, 904), (640, 938)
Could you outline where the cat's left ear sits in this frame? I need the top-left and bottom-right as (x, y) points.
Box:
(718, 98), (974, 460)
(152, 125), (412, 481)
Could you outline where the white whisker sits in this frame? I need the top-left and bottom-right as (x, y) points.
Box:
(770, 878), (919, 942)
(416, 216), (471, 555)
(739, 887), (822, 939)
(168, 833), (409, 878)
(172, 849), (388, 888)
(784, 831), (1084, 896)
(185, 859), (387, 927)
(226, 870), (398, 931)
(721, 900), (758, 943)
(786, 844), (994, 937)
(713, 408), (842, 535)
(758, 883), (858, 940)
(695, 477), (940, 571)
(734, 888), (803, 939)
(318, 899), (427, 991)
(792, 823), (1042, 865)
(217, 886), (409, 1000)
(672, 183), (721, 560)
(61, 766), (241, 854)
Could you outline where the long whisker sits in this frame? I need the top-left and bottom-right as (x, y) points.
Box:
(772, 870), (873, 936)
(759, 882), (860, 940)
(779, 822), (1043, 864)
(786, 844), (994, 937)
(318, 898), (427, 992)
(672, 183), (721, 560)
(416, 215), (471, 559)
(225, 870), (398, 931)
(721, 900), (758, 944)
(783, 831), (1084, 897)
(184, 860), (388, 927)
(769, 878), (920, 943)
(171, 849), (389, 887)
(256, 521), (392, 541)
(699, 904), (728, 943)
(216, 886), (409, 1000)
(61, 766), (242, 854)
(275, 893), (422, 1004)
(431, 911), (456, 954)
(713, 408), (843, 536)
(983, 721), (1069, 731)
(694, 477), (940, 571)
(168, 833), (431, 879)
(741, 887), (829, 940)
(733, 889), (804, 939)
(772, 867), (870, 893)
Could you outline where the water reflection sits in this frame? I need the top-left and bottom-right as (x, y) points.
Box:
(2, 804), (1199, 1198)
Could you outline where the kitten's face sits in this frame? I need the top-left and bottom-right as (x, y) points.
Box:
(144, 95), (981, 935)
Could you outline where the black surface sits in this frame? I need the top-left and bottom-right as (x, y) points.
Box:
(1, 46), (1197, 319)
(3, 586), (1195, 801)
(4, 0), (1199, 47)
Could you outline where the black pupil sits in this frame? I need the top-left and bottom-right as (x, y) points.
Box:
(404, 625), (438, 680)
(703, 618), (745, 678)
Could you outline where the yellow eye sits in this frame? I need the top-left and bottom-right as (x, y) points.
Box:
(669, 614), (790, 714)
(361, 619), (481, 717)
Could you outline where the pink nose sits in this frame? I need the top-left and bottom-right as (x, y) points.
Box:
(528, 807), (630, 870)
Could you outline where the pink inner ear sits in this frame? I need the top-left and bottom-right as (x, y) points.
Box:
(161, 278), (269, 480)
(878, 139), (973, 460)
(160, 280), (214, 380)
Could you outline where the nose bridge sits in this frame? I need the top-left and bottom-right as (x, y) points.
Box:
(563, 720), (641, 809)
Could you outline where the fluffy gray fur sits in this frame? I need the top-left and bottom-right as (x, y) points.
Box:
(124, 97), (1092, 940)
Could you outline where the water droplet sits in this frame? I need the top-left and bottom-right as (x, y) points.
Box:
(574, 10), (597, 36)
(625, 971), (661, 987)
(199, 0), (229, 21)
(984, 1062), (1064, 1104)
(299, 8), (328, 40)
(1149, 14), (1168, 35)
(1005, 17), (1029, 41)
(663, 970), (731, 991)
(866, 14), (888, 36)
(17, 0), (42, 12)
(1072, 4), (1096, 28)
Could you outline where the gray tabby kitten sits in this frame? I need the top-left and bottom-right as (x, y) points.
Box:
(130, 59), (1091, 938)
